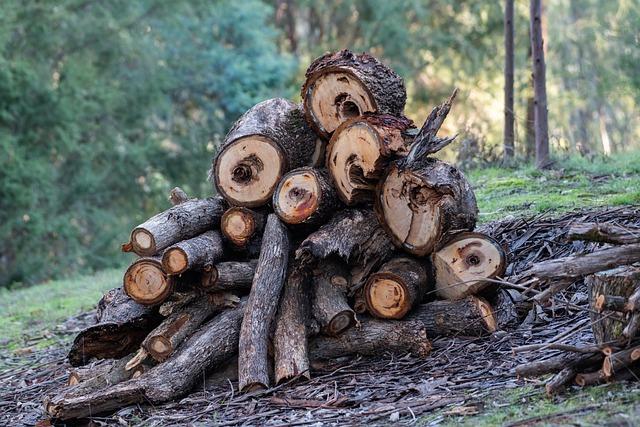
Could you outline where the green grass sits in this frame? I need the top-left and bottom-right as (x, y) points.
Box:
(0, 268), (120, 352)
(468, 151), (640, 222)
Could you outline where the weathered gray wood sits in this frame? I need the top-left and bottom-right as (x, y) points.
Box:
(407, 296), (497, 337)
(568, 222), (640, 245)
(201, 260), (258, 291)
(161, 230), (224, 275)
(311, 259), (355, 336)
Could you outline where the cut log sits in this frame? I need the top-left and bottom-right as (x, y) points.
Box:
(432, 232), (507, 300)
(364, 257), (428, 319)
(123, 256), (172, 306)
(220, 207), (265, 255)
(545, 367), (576, 396)
(161, 230), (224, 275)
(295, 209), (394, 288)
(211, 98), (317, 207)
(376, 158), (477, 256)
(575, 370), (607, 387)
(68, 288), (161, 366)
(407, 296), (497, 337)
(587, 266), (640, 345)
(129, 197), (226, 256)
(515, 352), (603, 378)
(238, 214), (290, 392)
(602, 345), (640, 377)
(519, 244), (640, 304)
(594, 295), (628, 313)
(311, 259), (356, 335)
(142, 296), (232, 362)
(567, 222), (640, 245)
(301, 49), (406, 138)
(274, 263), (311, 384)
(325, 114), (414, 205)
(201, 260), (258, 291)
(46, 302), (245, 420)
(273, 167), (340, 225)
(309, 317), (431, 359)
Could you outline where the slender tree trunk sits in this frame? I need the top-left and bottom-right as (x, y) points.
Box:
(503, 0), (515, 163)
(530, 0), (551, 169)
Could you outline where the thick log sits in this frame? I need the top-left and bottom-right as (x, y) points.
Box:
(602, 345), (640, 377)
(142, 296), (234, 362)
(407, 296), (497, 337)
(364, 257), (428, 319)
(201, 260), (258, 291)
(519, 244), (640, 304)
(238, 214), (290, 392)
(376, 158), (477, 256)
(325, 114), (414, 205)
(567, 222), (640, 245)
(211, 98), (317, 207)
(274, 263), (311, 384)
(587, 266), (640, 345)
(129, 197), (226, 256)
(123, 256), (172, 306)
(301, 49), (406, 138)
(295, 209), (394, 288)
(220, 207), (265, 256)
(68, 288), (161, 366)
(273, 167), (340, 225)
(46, 302), (245, 420)
(308, 317), (431, 359)
(432, 232), (506, 300)
(161, 230), (224, 275)
(515, 352), (603, 378)
(311, 259), (356, 336)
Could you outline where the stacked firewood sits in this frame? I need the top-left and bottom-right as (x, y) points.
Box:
(514, 223), (640, 395)
(46, 50), (510, 420)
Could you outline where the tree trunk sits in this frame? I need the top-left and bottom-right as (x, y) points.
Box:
(301, 49), (406, 138)
(567, 222), (640, 245)
(220, 207), (266, 257)
(364, 257), (428, 319)
(273, 167), (341, 225)
(129, 197), (226, 256)
(211, 98), (317, 207)
(407, 296), (497, 337)
(525, 95), (535, 160)
(68, 288), (161, 366)
(325, 114), (414, 204)
(311, 259), (356, 335)
(376, 158), (477, 256)
(123, 256), (172, 306)
(530, 0), (551, 169)
(273, 263), (311, 384)
(200, 260), (258, 291)
(308, 317), (431, 360)
(432, 232), (506, 300)
(238, 214), (290, 392)
(161, 230), (224, 275)
(46, 302), (245, 420)
(295, 209), (394, 289)
(503, 0), (515, 163)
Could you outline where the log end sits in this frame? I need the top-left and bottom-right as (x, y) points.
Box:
(130, 228), (156, 256)
(475, 296), (498, 333)
(161, 248), (188, 275)
(327, 309), (357, 336)
(221, 207), (258, 247)
(148, 336), (172, 362)
(365, 274), (412, 319)
(274, 168), (321, 224)
(123, 259), (171, 306)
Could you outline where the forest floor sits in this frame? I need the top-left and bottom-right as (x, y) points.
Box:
(1, 153), (640, 425)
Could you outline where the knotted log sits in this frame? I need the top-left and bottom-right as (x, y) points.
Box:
(311, 259), (356, 336)
(301, 49), (406, 138)
(211, 98), (317, 207)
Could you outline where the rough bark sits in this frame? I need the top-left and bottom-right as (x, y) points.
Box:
(503, 0), (515, 162)
(161, 230), (224, 275)
(530, 0), (551, 169)
(406, 89), (458, 160)
(545, 366), (576, 396)
(308, 317), (431, 360)
(432, 232), (506, 300)
(325, 114), (415, 204)
(129, 197), (227, 256)
(515, 352), (603, 378)
(295, 209), (394, 288)
(68, 288), (161, 366)
(311, 259), (356, 335)
(211, 98), (317, 207)
(587, 266), (640, 345)
(301, 49), (406, 138)
(407, 296), (497, 337)
(567, 222), (640, 245)
(169, 186), (189, 206)
(46, 302), (245, 420)
(273, 167), (341, 225)
(238, 214), (290, 392)
(273, 263), (311, 384)
(220, 207), (266, 256)
(376, 158), (478, 256)
(364, 257), (428, 319)
(200, 260), (258, 291)
(575, 369), (607, 387)
(123, 256), (172, 306)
